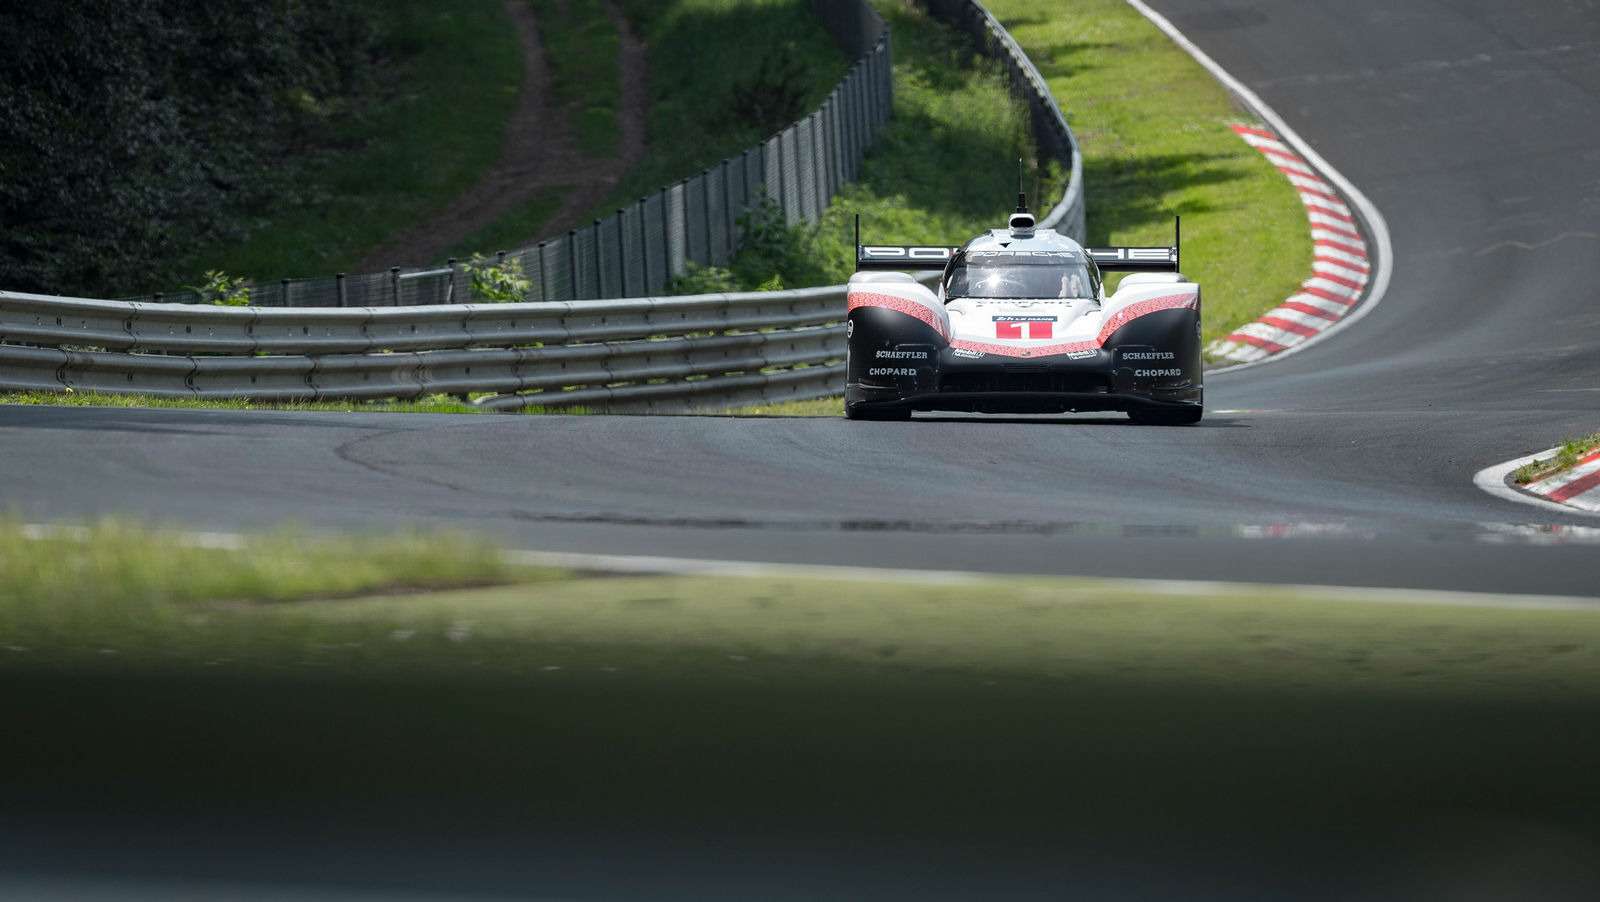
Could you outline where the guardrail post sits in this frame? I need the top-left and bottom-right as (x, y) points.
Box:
(389, 267), (401, 307)
(335, 272), (347, 308)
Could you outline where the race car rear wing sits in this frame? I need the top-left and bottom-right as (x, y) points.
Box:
(856, 245), (958, 270)
(852, 215), (1183, 273)
(1086, 217), (1182, 272)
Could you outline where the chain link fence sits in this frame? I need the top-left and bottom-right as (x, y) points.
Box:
(128, 0), (892, 309)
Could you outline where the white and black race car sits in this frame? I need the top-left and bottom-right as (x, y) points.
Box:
(845, 197), (1202, 424)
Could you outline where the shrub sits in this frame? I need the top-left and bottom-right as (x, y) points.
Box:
(191, 270), (252, 306)
(462, 253), (530, 303)
(669, 262), (741, 295)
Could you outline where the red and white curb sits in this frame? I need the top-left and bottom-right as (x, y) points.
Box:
(1123, 0), (1393, 375)
(1474, 447), (1600, 517)
(1206, 124), (1372, 364)
(1525, 449), (1600, 511)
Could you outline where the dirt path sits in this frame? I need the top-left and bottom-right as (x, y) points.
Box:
(356, 0), (648, 270)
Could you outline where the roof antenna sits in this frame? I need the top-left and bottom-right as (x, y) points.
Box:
(1008, 158), (1036, 237)
(1015, 157), (1028, 214)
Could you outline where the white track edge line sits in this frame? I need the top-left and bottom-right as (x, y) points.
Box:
(504, 549), (1600, 609)
(1120, 0), (1396, 377)
(1473, 448), (1600, 519)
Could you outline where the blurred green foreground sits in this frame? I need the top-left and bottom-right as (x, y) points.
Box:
(3, 520), (1598, 896)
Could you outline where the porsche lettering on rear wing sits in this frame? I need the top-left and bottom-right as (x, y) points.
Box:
(1084, 246), (1179, 272)
(856, 245), (958, 271)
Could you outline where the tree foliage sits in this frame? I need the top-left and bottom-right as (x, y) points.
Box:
(0, 0), (377, 295)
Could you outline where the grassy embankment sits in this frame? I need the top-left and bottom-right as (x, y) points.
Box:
(4, 519), (1600, 882)
(439, 0), (627, 258)
(1514, 432), (1600, 484)
(180, 0), (525, 284)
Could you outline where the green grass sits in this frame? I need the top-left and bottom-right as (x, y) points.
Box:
(594, 0), (850, 216)
(0, 390), (490, 414)
(1513, 432), (1600, 484)
(441, 188), (567, 260)
(983, 0), (1312, 350)
(0, 519), (539, 628)
(4, 531), (1600, 871)
(705, 2), (1059, 290)
(173, 0), (525, 285)
(726, 396), (843, 416)
(533, 0), (623, 157)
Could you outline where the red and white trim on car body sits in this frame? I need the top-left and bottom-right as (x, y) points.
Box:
(1206, 124), (1372, 364)
(844, 249), (1196, 359)
(1521, 449), (1600, 513)
(845, 287), (1198, 359)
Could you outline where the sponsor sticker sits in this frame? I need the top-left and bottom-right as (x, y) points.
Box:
(951, 348), (984, 359)
(874, 349), (929, 360)
(868, 367), (919, 377)
(1134, 368), (1185, 378)
(1064, 350), (1097, 360)
(1121, 350), (1175, 361)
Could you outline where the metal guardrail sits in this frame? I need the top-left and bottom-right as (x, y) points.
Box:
(0, 286), (847, 411)
(0, 0), (1082, 413)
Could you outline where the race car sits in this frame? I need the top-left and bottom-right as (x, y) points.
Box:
(845, 197), (1202, 424)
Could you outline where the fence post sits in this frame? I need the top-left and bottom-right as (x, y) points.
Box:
(701, 170), (714, 265)
(741, 148), (755, 215)
(592, 219), (603, 299)
(810, 113), (826, 219)
(616, 211), (629, 297)
(567, 230), (579, 300)
(335, 273), (347, 308)
(776, 131), (789, 224)
(660, 186), (672, 280)
(446, 258), (458, 304)
(538, 242), (550, 301)
(280, 278), (291, 308)
(388, 268), (400, 306)
(638, 198), (652, 294)
(720, 158), (734, 264)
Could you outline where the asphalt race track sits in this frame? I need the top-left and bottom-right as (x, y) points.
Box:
(4, 0), (1599, 598)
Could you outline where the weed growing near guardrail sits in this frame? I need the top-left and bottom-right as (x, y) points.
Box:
(1513, 433), (1600, 484)
(463, 253), (531, 302)
(190, 270), (252, 307)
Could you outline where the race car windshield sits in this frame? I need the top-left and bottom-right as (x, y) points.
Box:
(946, 257), (1097, 300)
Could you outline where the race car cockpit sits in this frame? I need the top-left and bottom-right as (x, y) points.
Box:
(943, 250), (1099, 301)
